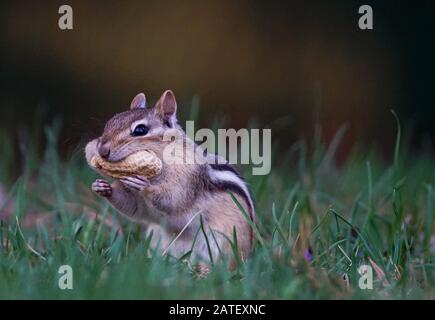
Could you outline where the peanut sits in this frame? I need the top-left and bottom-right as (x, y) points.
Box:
(91, 150), (162, 179)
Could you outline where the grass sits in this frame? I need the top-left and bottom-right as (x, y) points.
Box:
(0, 108), (434, 299)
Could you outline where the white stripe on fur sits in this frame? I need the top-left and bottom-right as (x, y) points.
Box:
(207, 167), (254, 211)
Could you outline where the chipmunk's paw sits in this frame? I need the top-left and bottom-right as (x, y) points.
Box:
(92, 179), (112, 197)
(120, 175), (150, 192)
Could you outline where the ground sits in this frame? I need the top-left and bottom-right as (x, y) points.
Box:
(0, 114), (434, 299)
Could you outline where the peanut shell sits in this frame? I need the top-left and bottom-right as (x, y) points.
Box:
(91, 150), (162, 179)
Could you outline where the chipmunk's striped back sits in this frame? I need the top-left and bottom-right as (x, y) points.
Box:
(205, 155), (255, 250)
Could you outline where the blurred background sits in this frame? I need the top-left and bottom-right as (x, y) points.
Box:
(0, 0), (434, 163)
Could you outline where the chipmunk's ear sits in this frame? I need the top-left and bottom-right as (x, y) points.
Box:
(130, 93), (147, 109)
(154, 90), (177, 126)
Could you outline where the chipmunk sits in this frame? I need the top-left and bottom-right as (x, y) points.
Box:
(85, 90), (255, 265)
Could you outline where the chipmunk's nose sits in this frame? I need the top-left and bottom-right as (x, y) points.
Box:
(98, 141), (111, 159)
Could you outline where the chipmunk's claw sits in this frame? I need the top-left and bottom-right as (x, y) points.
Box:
(92, 179), (112, 197)
(120, 175), (150, 192)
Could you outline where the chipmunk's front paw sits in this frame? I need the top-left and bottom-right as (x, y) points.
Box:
(120, 175), (150, 192)
(92, 179), (112, 197)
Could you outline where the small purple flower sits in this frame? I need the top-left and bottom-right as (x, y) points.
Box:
(304, 247), (314, 262)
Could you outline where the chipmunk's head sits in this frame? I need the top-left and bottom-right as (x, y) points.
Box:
(85, 90), (182, 166)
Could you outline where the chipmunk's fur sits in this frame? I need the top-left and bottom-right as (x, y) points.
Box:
(85, 90), (255, 264)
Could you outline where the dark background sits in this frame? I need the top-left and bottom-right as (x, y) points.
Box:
(0, 0), (434, 160)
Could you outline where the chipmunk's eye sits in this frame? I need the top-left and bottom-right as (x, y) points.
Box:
(132, 124), (149, 136)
